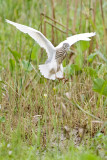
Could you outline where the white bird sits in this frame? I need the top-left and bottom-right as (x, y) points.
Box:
(6, 19), (96, 80)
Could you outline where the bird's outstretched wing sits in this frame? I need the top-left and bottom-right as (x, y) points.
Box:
(6, 19), (55, 60)
(56, 32), (96, 49)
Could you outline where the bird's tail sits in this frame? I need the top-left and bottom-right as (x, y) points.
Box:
(39, 63), (64, 80)
(39, 64), (56, 80)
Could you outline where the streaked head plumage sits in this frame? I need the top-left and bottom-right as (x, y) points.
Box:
(63, 43), (70, 51)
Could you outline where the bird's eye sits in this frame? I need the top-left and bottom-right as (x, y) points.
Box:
(63, 43), (69, 49)
(63, 43), (67, 48)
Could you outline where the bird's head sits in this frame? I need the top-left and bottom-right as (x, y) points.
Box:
(63, 43), (70, 51)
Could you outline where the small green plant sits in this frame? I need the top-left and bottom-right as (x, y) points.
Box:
(93, 78), (107, 96)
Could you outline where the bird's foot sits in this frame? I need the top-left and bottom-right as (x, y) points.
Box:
(56, 77), (68, 83)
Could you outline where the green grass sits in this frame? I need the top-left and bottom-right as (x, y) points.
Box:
(0, 0), (107, 159)
(0, 136), (103, 160)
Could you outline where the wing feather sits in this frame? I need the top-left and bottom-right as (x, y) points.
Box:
(56, 32), (96, 49)
(6, 19), (55, 59)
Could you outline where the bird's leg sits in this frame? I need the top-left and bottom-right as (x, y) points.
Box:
(55, 73), (57, 80)
(57, 77), (64, 80)
(57, 77), (69, 83)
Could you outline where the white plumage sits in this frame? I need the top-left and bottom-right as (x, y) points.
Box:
(6, 19), (96, 80)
